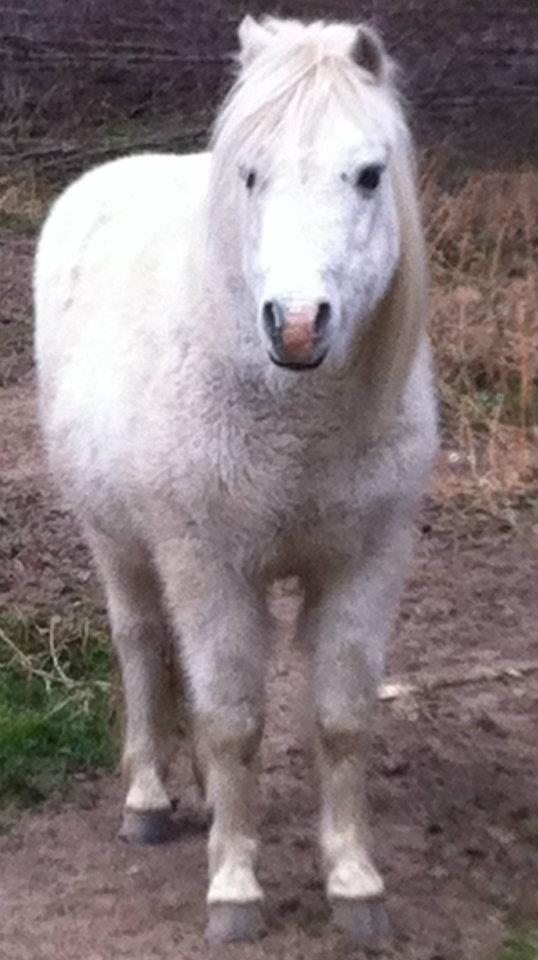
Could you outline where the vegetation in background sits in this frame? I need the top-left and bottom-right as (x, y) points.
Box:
(498, 928), (538, 960)
(0, 609), (118, 814)
(1, 0), (536, 170)
(0, 171), (51, 232)
(422, 159), (538, 508)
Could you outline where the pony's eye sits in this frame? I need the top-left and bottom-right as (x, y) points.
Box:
(356, 164), (383, 191)
(245, 170), (257, 191)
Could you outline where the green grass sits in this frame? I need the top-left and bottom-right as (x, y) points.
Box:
(499, 930), (538, 960)
(0, 609), (118, 812)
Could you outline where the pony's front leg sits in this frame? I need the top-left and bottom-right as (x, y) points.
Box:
(308, 521), (412, 948)
(164, 563), (268, 944)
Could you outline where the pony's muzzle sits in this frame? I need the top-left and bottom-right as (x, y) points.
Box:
(263, 300), (331, 370)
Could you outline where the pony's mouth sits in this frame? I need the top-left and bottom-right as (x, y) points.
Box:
(269, 351), (327, 371)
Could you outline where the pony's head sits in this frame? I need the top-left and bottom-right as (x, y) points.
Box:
(210, 17), (425, 378)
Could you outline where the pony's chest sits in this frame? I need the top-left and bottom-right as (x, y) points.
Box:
(149, 380), (417, 550)
(192, 412), (424, 539)
(184, 417), (366, 537)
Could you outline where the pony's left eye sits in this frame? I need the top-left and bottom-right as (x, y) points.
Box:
(245, 170), (257, 191)
(356, 164), (383, 191)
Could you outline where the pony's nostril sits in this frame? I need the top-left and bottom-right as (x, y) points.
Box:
(263, 301), (286, 354)
(315, 301), (331, 333)
(262, 301), (284, 337)
(262, 301), (274, 335)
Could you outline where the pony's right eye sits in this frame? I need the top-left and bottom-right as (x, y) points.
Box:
(245, 170), (257, 191)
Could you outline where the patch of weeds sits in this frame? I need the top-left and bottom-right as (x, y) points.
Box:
(0, 609), (119, 814)
(93, 107), (211, 157)
(498, 929), (538, 960)
(518, 817), (538, 847)
(0, 209), (36, 234)
(0, 314), (33, 387)
(0, 172), (51, 232)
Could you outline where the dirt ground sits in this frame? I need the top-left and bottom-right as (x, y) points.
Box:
(0, 235), (537, 960)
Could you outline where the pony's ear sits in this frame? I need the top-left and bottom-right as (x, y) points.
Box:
(350, 25), (387, 82)
(237, 15), (273, 67)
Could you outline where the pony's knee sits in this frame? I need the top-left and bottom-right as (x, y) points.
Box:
(109, 604), (163, 646)
(316, 689), (371, 750)
(202, 711), (263, 765)
(316, 714), (369, 764)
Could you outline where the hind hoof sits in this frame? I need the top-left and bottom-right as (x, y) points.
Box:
(332, 898), (391, 951)
(119, 807), (174, 844)
(206, 902), (266, 943)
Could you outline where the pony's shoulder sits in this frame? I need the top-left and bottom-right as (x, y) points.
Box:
(35, 151), (211, 284)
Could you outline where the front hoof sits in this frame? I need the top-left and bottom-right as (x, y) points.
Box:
(119, 807), (174, 845)
(206, 902), (266, 944)
(331, 898), (391, 951)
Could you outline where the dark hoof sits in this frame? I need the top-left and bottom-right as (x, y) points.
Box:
(118, 807), (174, 845)
(206, 902), (266, 944)
(332, 898), (391, 951)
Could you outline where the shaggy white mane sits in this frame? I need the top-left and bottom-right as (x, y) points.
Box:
(211, 17), (405, 170)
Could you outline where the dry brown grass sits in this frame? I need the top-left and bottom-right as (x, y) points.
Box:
(423, 158), (538, 509)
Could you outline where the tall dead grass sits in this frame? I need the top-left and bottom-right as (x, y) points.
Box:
(423, 159), (538, 509)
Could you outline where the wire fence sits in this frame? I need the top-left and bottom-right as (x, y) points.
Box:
(1, 0), (537, 172)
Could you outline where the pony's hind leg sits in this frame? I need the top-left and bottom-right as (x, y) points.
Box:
(161, 558), (268, 943)
(88, 529), (177, 843)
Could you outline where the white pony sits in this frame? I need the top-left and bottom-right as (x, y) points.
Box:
(34, 15), (437, 947)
